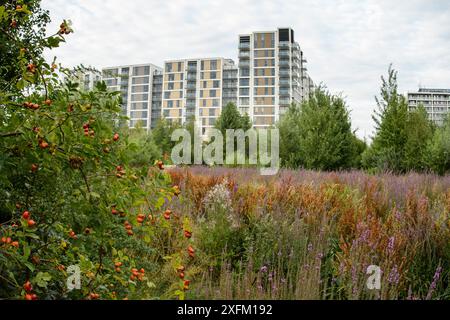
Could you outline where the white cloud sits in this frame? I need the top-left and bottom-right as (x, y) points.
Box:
(42, 0), (450, 139)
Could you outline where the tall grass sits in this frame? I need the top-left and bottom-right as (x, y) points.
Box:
(167, 167), (450, 300)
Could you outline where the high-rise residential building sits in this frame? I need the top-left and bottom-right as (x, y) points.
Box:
(76, 27), (313, 135)
(102, 63), (163, 130)
(161, 58), (238, 136)
(407, 88), (450, 126)
(237, 27), (312, 128)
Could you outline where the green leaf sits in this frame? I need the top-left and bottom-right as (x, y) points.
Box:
(24, 262), (35, 272)
(34, 272), (52, 288)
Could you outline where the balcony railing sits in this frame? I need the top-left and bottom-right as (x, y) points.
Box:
(223, 82), (238, 88)
(239, 51), (250, 58)
(239, 61), (250, 68)
(239, 43), (250, 49)
(279, 51), (290, 57)
(279, 41), (290, 48)
(279, 70), (290, 77)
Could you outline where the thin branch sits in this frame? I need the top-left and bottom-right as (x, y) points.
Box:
(0, 131), (22, 138)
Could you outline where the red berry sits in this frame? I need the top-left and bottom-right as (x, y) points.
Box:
(113, 133), (119, 141)
(23, 281), (32, 293)
(27, 219), (36, 228)
(184, 230), (192, 239)
(22, 211), (30, 220)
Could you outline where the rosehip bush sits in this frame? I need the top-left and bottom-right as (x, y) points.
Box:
(0, 0), (193, 300)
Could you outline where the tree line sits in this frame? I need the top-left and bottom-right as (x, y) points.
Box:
(149, 65), (449, 175)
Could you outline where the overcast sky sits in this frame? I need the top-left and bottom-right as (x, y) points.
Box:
(41, 0), (450, 140)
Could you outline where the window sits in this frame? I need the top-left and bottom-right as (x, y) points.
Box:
(167, 101), (173, 108)
(239, 69), (250, 77)
(240, 88), (249, 96)
(210, 60), (217, 70)
(165, 63), (172, 73)
(168, 74), (175, 81)
(209, 108), (216, 116)
(210, 71), (217, 79)
(213, 80), (220, 88)
(240, 78), (250, 86)
(130, 111), (148, 118)
(132, 77), (149, 85)
(210, 90), (217, 97)
(212, 99), (219, 107)
(130, 119), (148, 127)
(131, 94), (148, 102)
(168, 82), (174, 90)
(133, 66), (150, 76)
(106, 79), (118, 86)
(132, 85), (149, 93)
(131, 102), (148, 110)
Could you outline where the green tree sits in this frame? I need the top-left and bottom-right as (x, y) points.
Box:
(278, 104), (303, 168)
(425, 115), (450, 175)
(279, 87), (360, 170)
(362, 66), (409, 172)
(403, 105), (434, 171)
(152, 118), (181, 159)
(0, 0), (51, 92)
(125, 124), (161, 167)
(215, 102), (251, 134)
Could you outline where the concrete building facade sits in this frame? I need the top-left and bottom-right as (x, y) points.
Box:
(161, 58), (238, 136)
(407, 88), (450, 126)
(102, 63), (163, 130)
(237, 27), (313, 128)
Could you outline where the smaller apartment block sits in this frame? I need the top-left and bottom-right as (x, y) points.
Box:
(407, 88), (450, 126)
(162, 58), (238, 136)
(102, 63), (163, 130)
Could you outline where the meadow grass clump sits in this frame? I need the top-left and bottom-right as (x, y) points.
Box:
(168, 167), (450, 300)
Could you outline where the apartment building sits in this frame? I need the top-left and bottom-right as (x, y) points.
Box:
(101, 63), (163, 130)
(77, 27), (313, 135)
(407, 88), (450, 126)
(237, 27), (312, 128)
(161, 58), (238, 136)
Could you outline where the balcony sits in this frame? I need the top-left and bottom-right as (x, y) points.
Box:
(223, 82), (238, 88)
(187, 76), (197, 81)
(279, 70), (290, 77)
(279, 41), (290, 48)
(239, 51), (250, 59)
(186, 83), (196, 89)
(239, 42), (250, 50)
(187, 66), (197, 72)
(186, 93), (196, 99)
(279, 50), (290, 57)
(279, 99), (291, 105)
(279, 79), (290, 87)
(239, 61), (250, 68)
